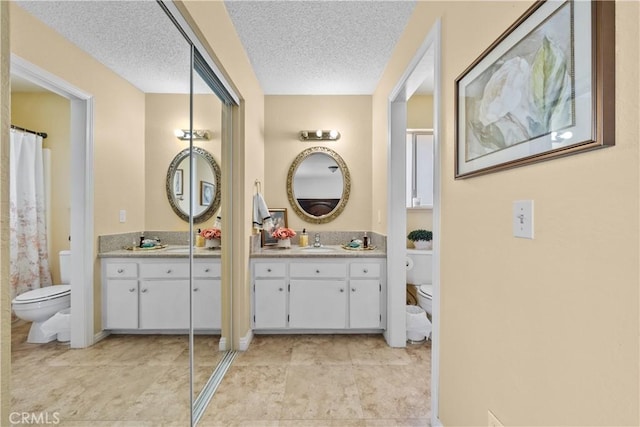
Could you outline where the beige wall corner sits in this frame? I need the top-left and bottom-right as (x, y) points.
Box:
(178, 1), (265, 349)
(376, 0), (640, 425)
(0, 2), (10, 423)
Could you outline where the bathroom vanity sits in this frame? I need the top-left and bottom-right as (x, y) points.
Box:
(99, 249), (221, 333)
(250, 246), (386, 333)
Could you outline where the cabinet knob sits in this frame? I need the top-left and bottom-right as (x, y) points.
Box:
(204, 268), (210, 273)
(129, 288), (135, 292)
(194, 287), (199, 292)
(141, 288), (148, 293)
(117, 268), (124, 274)
(340, 288), (344, 292)
(278, 287), (283, 292)
(316, 269), (320, 274)
(363, 269), (368, 274)
(166, 269), (172, 274)
(267, 268), (272, 272)
(351, 288), (356, 292)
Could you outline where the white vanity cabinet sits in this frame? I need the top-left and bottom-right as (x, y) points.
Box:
(102, 257), (221, 333)
(104, 262), (139, 329)
(253, 262), (287, 329)
(251, 257), (385, 332)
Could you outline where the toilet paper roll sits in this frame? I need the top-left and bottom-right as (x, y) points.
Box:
(406, 256), (414, 271)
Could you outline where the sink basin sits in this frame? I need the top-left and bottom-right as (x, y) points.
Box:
(300, 246), (337, 253)
(162, 246), (192, 254)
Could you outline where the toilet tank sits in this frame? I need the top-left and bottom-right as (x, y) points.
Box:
(59, 250), (71, 284)
(406, 249), (432, 285)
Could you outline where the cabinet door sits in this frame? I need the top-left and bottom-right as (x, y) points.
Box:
(349, 280), (381, 328)
(289, 280), (347, 329)
(254, 279), (287, 329)
(139, 280), (189, 329)
(193, 279), (221, 330)
(104, 279), (138, 329)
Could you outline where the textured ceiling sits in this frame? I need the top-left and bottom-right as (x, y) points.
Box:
(13, 1), (425, 96)
(224, 1), (417, 95)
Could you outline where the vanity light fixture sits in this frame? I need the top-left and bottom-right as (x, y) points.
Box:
(299, 129), (341, 141)
(174, 129), (211, 141)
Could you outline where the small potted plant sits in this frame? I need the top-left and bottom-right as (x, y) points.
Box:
(272, 227), (297, 248)
(407, 229), (432, 250)
(200, 227), (221, 249)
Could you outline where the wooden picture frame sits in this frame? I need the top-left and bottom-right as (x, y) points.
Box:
(261, 208), (288, 246)
(200, 181), (214, 206)
(174, 169), (183, 196)
(455, 0), (615, 179)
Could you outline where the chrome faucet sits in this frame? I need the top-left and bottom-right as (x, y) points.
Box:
(313, 233), (321, 247)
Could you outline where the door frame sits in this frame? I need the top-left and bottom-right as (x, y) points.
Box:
(11, 54), (95, 348)
(387, 20), (442, 426)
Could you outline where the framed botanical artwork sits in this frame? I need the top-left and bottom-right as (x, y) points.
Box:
(261, 208), (288, 246)
(200, 181), (214, 206)
(174, 169), (183, 196)
(455, 0), (615, 179)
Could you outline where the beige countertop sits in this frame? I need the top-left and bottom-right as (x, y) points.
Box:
(98, 245), (221, 258)
(251, 244), (386, 258)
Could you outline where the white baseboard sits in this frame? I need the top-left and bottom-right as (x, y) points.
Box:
(93, 330), (110, 344)
(238, 329), (253, 351)
(218, 336), (227, 351)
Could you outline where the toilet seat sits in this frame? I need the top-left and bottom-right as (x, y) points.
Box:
(417, 284), (433, 299)
(12, 285), (71, 304)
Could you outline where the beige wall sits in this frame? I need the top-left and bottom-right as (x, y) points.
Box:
(264, 95), (373, 232)
(0, 2), (9, 423)
(10, 4), (146, 332)
(144, 93), (222, 231)
(407, 94), (433, 242)
(11, 92), (70, 283)
(180, 0), (265, 348)
(375, 1), (639, 425)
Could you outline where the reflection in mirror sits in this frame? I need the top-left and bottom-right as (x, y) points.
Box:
(166, 146), (221, 223)
(286, 146), (350, 223)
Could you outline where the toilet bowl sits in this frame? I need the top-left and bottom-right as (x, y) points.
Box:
(406, 248), (433, 316)
(12, 251), (71, 343)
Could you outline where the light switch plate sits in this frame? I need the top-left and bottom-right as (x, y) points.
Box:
(513, 200), (534, 239)
(119, 209), (126, 223)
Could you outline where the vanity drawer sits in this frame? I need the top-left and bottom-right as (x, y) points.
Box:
(194, 262), (220, 278)
(105, 263), (138, 279)
(290, 262), (347, 278)
(350, 263), (381, 278)
(140, 263), (189, 279)
(254, 263), (286, 278)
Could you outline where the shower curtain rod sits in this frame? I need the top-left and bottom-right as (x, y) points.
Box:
(11, 124), (48, 139)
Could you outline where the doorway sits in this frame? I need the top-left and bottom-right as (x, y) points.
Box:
(387, 19), (442, 426)
(11, 55), (94, 349)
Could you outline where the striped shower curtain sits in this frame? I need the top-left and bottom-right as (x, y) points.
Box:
(10, 129), (52, 302)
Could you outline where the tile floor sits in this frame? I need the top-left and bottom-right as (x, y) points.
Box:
(11, 322), (431, 426)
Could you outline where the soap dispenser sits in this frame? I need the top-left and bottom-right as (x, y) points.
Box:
(299, 229), (308, 247)
(196, 229), (205, 247)
(363, 231), (369, 248)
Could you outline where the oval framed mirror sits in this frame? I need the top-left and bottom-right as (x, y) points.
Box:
(286, 146), (350, 224)
(166, 146), (221, 223)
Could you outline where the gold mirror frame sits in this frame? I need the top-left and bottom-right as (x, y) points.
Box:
(166, 146), (221, 223)
(286, 146), (351, 224)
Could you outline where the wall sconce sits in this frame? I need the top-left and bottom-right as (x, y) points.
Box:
(299, 129), (341, 141)
(174, 129), (211, 141)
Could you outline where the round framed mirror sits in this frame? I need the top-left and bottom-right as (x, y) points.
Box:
(286, 146), (350, 224)
(166, 146), (221, 223)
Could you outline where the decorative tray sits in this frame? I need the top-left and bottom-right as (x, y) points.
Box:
(125, 244), (168, 251)
(341, 244), (377, 251)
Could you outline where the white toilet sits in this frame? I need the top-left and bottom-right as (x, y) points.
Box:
(12, 251), (71, 343)
(406, 249), (433, 316)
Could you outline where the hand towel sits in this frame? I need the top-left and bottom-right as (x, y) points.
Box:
(253, 193), (272, 231)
